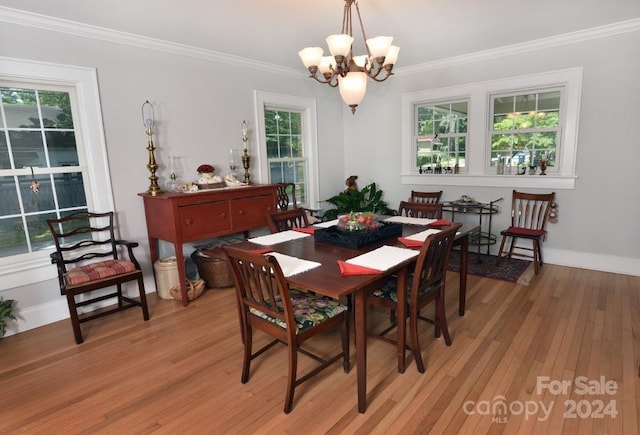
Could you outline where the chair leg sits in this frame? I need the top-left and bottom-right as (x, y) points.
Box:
(507, 236), (517, 259)
(409, 308), (425, 373)
(241, 327), (253, 384)
(138, 277), (150, 320)
(341, 314), (351, 372)
(284, 343), (298, 414)
(67, 293), (84, 344)
(435, 295), (452, 346)
(533, 240), (541, 274)
(116, 283), (124, 308)
(496, 235), (507, 266)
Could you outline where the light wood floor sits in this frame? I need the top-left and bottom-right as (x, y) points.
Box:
(1, 264), (639, 434)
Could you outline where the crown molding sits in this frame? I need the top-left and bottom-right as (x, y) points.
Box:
(395, 18), (640, 76)
(1, 6), (638, 79)
(0, 6), (305, 78)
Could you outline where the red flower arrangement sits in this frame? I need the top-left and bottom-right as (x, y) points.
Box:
(196, 164), (215, 174)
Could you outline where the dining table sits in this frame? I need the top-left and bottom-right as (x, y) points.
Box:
(228, 219), (480, 413)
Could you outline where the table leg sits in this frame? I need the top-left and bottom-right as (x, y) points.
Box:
(354, 289), (367, 413)
(396, 267), (407, 373)
(459, 235), (469, 316)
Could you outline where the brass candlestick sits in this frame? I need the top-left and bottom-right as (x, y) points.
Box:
(241, 120), (251, 184)
(142, 100), (162, 195)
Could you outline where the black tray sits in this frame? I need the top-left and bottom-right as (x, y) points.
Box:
(314, 222), (403, 249)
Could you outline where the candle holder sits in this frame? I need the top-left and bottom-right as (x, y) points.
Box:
(241, 120), (251, 184)
(142, 100), (163, 195)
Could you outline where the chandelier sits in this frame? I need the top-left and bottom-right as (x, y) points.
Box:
(298, 0), (399, 114)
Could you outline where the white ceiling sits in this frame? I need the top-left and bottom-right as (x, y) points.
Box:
(1, 0), (639, 71)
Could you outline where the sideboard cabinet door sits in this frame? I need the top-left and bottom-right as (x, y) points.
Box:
(179, 201), (231, 241)
(230, 195), (275, 231)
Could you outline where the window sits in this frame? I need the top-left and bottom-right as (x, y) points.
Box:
(0, 57), (113, 288)
(0, 86), (88, 258)
(264, 108), (308, 204)
(489, 89), (561, 174)
(255, 91), (319, 209)
(415, 100), (468, 173)
(401, 68), (582, 189)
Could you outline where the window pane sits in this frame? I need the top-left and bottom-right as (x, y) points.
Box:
(266, 135), (279, 158)
(54, 172), (87, 208)
(0, 134), (9, 169)
(0, 216), (28, 257)
(26, 212), (57, 252)
(0, 176), (20, 216)
(9, 131), (46, 168)
(291, 134), (303, 158)
(538, 91), (560, 111)
(19, 174), (55, 213)
(2, 88), (40, 128)
(515, 94), (536, 112)
(39, 91), (74, 129)
(269, 161), (284, 183)
(46, 131), (79, 166)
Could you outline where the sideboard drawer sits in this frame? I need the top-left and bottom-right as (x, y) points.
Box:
(179, 201), (231, 240)
(230, 195), (275, 230)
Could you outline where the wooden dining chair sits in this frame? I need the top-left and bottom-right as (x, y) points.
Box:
(221, 245), (350, 413)
(496, 190), (555, 274)
(266, 208), (310, 233)
(275, 182), (297, 211)
(46, 211), (150, 344)
(409, 190), (443, 204)
(367, 223), (461, 373)
(398, 200), (443, 219)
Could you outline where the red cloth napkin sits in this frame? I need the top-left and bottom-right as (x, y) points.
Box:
(249, 248), (273, 255)
(293, 226), (315, 234)
(337, 260), (382, 276)
(428, 218), (452, 228)
(397, 237), (423, 248)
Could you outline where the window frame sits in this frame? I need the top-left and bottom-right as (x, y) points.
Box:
(0, 57), (114, 288)
(254, 91), (320, 209)
(401, 67), (583, 189)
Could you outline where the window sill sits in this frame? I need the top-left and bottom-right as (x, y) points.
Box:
(401, 174), (576, 190)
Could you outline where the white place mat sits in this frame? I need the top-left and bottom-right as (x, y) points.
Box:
(268, 252), (321, 277)
(346, 245), (419, 272)
(405, 228), (442, 241)
(313, 218), (339, 228)
(248, 230), (311, 246)
(383, 216), (437, 226)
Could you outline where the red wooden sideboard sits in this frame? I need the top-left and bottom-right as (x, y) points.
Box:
(138, 184), (277, 305)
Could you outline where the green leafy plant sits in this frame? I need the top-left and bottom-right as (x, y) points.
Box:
(323, 182), (394, 220)
(0, 297), (16, 336)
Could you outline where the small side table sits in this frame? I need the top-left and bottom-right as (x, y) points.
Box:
(442, 198), (503, 256)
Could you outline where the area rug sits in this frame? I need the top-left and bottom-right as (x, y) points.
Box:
(447, 249), (535, 285)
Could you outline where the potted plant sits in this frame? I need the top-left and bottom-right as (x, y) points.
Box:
(0, 297), (16, 337)
(323, 182), (394, 220)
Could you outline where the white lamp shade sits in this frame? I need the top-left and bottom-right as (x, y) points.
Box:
(318, 56), (336, 74)
(366, 36), (393, 58)
(338, 72), (367, 107)
(384, 45), (400, 65)
(326, 34), (354, 57)
(352, 55), (369, 69)
(299, 47), (324, 68)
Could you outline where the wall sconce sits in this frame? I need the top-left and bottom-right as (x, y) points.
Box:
(241, 120), (251, 184)
(142, 100), (163, 195)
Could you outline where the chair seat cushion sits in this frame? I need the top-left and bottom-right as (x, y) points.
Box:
(502, 226), (545, 238)
(250, 289), (347, 333)
(372, 277), (436, 303)
(64, 260), (137, 285)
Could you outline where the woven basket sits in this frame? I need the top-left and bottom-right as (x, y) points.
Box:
(170, 279), (205, 301)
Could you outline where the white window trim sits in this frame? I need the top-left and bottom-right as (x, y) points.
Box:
(253, 91), (320, 209)
(401, 67), (583, 189)
(0, 56), (114, 288)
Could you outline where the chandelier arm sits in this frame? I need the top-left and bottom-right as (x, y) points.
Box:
(353, 1), (371, 58)
(309, 72), (339, 87)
